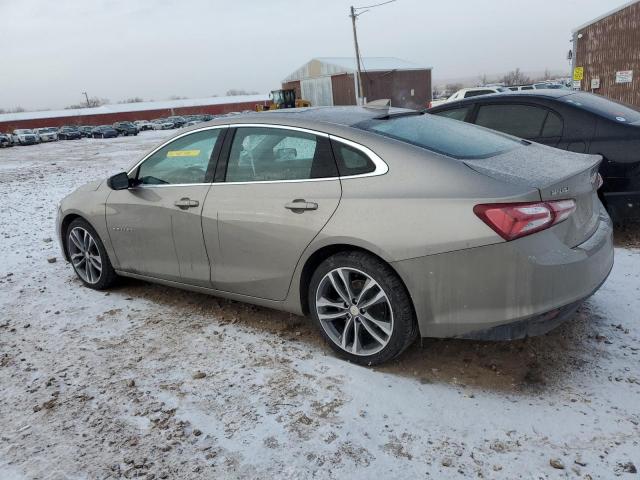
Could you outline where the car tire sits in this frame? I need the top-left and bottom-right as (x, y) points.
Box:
(66, 218), (117, 290)
(308, 251), (417, 366)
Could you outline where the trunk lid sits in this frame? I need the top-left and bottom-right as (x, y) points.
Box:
(464, 143), (602, 247)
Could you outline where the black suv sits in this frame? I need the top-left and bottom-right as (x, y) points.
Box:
(428, 90), (640, 223)
(58, 126), (82, 140)
(113, 122), (139, 136)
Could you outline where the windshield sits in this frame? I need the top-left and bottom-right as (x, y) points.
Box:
(356, 113), (522, 159)
(15, 129), (33, 134)
(564, 92), (640, 124)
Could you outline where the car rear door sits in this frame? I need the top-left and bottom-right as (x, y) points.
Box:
(202, 124), (342, 301)
(106, 127), (225, 286)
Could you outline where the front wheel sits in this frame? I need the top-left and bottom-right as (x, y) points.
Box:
(309, 251), (417, 366)
(66, 218), (117, 290)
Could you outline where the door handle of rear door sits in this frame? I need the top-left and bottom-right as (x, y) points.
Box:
(174, 197), (199, 209)
(285, 199), (318, 212)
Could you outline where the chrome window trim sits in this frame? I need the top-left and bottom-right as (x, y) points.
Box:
(127, 124), (229, 176)
(126, 123), (389, 188)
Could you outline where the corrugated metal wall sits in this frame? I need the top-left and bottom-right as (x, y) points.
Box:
(301, 77), (334, 106)
(330, 70), (432, 109)
(575, 1), (640, 107)
(331, 74), (357, 105)
(361, 70), (432, 109)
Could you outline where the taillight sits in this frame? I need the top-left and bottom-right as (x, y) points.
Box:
(427, 101), (433, 109)
(474, 199), (576, 241)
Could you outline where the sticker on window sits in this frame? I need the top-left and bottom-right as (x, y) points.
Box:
(167, 149), (201, 157)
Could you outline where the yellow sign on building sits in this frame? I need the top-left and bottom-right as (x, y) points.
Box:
(573, 67), (584, 81)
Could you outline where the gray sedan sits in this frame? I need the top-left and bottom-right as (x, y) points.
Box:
(56, 107), (614, 365)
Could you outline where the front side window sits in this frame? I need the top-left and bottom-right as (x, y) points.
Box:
(137, 129), (220, 185)
(432, 106), (472, 121)
(225, 127), (337, 182)
(475, 104), (551, 139)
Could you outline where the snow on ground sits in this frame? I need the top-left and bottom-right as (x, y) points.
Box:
(0, 134), (639, 479)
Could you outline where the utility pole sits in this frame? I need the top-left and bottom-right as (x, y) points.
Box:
(350, 6), (364, 105)
(349, 1), (397, 106)
(82, 91), (90, 108)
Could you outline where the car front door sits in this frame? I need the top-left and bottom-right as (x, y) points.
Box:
(202, 125), (342, 301)
(106, 127), (225, 286)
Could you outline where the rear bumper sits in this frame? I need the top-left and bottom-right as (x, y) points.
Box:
(603, 190), (640, 222)
(393, 207), (614, 339)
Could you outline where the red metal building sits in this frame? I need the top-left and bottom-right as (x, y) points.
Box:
(0, 94), (268, 133)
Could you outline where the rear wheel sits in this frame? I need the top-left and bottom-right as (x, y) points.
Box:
(66, 218), (117, 290)
(309, 251), (417, 366)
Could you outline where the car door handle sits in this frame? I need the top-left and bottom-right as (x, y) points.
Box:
(174, 198), (199, 209)
(285, 199), (318, 212)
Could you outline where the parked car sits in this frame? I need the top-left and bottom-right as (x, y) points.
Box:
(12, 129), (39, 145)
(34, 127), (59, 142)
(113, 121), (139, 136)
(508, 85), (535, 91)
(79, 126), (94, 138)
(134, 120), (154, 131)
(56, 107), (613, 365)
(430, 86), (510, 108)
(92, 125), (119, 138)
(151, 119), (174, 130)
(428, 90), (640, 222)
(167, 116), (186, 128)
(58, 126), (82, 140)
(0, 133), (13, 147)
(533, 82), (570, 90)
(183, 120), (202, 128)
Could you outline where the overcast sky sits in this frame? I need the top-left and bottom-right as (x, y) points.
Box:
(0, 0), (631, 110)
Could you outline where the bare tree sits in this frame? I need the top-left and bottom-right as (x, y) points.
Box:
(225, 89), (259, 96)
(65, 97), (108, 109)
(169, 95), (187, 100)
(0, 106), (26, 113)
(445, 83), (463, 94)
(501, 68), (531, 86)
(118, 97), (144, 104)
(478, 74), (489, 86)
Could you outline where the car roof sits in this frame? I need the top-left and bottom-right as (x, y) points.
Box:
(429, 89), (576, 110)
(206, 106), (414, 128)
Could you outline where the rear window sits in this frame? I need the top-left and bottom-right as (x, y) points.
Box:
(564, 92), (640, 124)
(356, 113), (522, 159)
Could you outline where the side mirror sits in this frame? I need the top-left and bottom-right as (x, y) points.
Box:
(107, 172), (131, 190)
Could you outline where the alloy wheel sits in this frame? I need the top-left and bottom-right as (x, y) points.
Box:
(315, 267), (394, 356)
(68, 226), (102, 284)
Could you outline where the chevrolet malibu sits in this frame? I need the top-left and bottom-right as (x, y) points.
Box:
(57, 107), (614, 365)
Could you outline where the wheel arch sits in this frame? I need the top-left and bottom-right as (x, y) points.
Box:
(298, 243), (416, 318)
(59, 212), (104, 262)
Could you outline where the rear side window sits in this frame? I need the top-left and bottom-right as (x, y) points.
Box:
(431, 106), (472, 121)
(331, 141), (375, 176)
(225, 127), (338, 182)
(541, 111), (563, 137)
(475, 104), (553, 139)
(357, 113), (521, 159)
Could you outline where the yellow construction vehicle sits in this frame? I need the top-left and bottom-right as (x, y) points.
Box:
(256, 89), (311, 111)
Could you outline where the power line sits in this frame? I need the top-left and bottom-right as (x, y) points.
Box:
(354, 0), (397, 11)
(349, 0), (398, 105)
